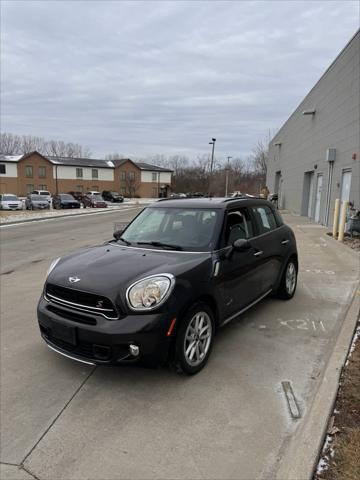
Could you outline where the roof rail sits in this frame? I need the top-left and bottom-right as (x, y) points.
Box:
(222, 194), (263, 202)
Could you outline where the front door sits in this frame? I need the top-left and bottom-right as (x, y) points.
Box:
(217, 208), (261, 318)
(314, 174), (323, 223)
(340, 170), (352, 203)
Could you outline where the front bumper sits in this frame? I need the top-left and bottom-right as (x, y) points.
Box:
(37, 295), (173, 365)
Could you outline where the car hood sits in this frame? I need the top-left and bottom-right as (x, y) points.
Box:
(47, 243), (212, 305)
(1, 200), (22, 205)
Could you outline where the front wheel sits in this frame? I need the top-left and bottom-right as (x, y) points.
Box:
(174, 303), (215, 375)
(276, 258), (297, 299)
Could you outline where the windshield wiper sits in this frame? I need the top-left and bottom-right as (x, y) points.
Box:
(136, 241), (183, 251)
(118, 237), (132, 245)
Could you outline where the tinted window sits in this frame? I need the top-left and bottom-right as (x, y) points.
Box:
(225, 209), (254, 246)
(251, 206), (278, 234)
(122, 207), (220, 251)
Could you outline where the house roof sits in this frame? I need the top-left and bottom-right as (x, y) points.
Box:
(136, 162), (173, 172)
(0, 154), (24, 162)
(45, 155), (115, 168)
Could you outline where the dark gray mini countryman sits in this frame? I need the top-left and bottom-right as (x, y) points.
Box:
(38, 197), (298, 375)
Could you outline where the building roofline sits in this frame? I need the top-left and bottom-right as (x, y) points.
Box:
(271, 29), (360, 144)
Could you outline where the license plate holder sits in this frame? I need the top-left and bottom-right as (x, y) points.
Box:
(51, 323), (77, 345)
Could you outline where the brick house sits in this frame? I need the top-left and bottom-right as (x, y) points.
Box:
(0, 152), (173, 198)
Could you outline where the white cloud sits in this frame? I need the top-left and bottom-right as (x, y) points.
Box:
(1, 0), (359, 159)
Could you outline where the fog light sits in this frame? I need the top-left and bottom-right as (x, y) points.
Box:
(129, 344), (140, 357)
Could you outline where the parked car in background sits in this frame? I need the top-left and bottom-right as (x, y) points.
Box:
(68, 191), (85, 202)
(31, 190), (52, 205)
(39, 197), (298, 375)
(26, 194), (51, 210)
(82, 194), (107, 208)
(86, 191), (102, 196)
(53, 194), (81, 209)
(102, 191), (124, 203)
(170, 193), (186, 199)
(0, 194), (23, 210)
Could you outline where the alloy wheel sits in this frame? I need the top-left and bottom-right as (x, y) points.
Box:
(285, 262), (296, 295)
(183, 311), (212, 367)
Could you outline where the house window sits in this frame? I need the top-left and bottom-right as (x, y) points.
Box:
(26, 184), (34, 194)
(92, 169), (98, 179)
(76, 168), (83, 178)
(25, 165), (33, 178)
(38, 184), (47, 190)
(128, 171), (135, 181)
(121, 171), (126, 181)
(0, 164), (6, 174)
(152, 187), (158, 198)
(152, 172), (157, 181)
(38, 166), (46, 178)
(76, 185), (83, 192)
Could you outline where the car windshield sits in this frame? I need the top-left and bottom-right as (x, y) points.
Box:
(31, 195), (44, 201)
(2, 195), (19, 201)
(111, 192), (119, 196)
(91, 195), (103, 201)
(60, 194), (75, 200)
(39, 192), (50, 196)
(121, 207), (220, 252)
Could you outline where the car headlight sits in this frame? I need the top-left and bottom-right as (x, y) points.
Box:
(46, 257), (61, 279)
(126, 274), (175, 311)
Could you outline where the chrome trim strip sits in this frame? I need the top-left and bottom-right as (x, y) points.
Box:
(46, 343), (96, 365)
(111, 244), (211, 255)
(46, 292), (113, 311)
(222, 289), (272, 326)
(44, 293), (119, 320)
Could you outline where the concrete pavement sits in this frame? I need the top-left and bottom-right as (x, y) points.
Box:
(0, 212), (359, 479)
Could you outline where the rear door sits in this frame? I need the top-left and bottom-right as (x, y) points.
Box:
(248, 204), (284, 292)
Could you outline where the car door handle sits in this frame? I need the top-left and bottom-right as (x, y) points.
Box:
(281, 240), (289, 245)
(253, 250), (263, 257)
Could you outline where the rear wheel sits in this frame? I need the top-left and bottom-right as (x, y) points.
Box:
(276, 258), (297, 299)
(174, 303), (215, 375)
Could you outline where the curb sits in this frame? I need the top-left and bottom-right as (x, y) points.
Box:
(0, 205), (144, 226)
(275, 287), (360, 480)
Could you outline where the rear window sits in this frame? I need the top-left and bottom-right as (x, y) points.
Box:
(40, 191), (50, 196)
(30, 195), (44, 201)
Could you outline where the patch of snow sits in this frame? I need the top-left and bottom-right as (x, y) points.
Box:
(2, 155), (23, 161)
(349, 325), (360, 357)
(316, 434), (332, 475)
(106, 160), (115, 167)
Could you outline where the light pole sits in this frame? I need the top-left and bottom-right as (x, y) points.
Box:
(225, 156), (232, 197)
(208, 138), (216, 196)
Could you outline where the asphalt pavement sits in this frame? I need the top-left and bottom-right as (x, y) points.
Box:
(1, 210), (359, 480)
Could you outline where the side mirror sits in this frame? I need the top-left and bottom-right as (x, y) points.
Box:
(113, 229), (123, 240)
(233, 238), (251, 252)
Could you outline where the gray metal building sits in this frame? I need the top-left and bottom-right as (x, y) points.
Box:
(266, 30), (359, 226)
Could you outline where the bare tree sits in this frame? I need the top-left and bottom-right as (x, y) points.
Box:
(124, 172), (141, 198)
(105, 152), (127, 160)
(0, 132), (91, 158)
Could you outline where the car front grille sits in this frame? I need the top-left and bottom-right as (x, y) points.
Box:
(45, 283), (119, 319)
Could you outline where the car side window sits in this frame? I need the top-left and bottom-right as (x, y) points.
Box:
(251, 205), (278, 235)
(225, 209), (254, 246)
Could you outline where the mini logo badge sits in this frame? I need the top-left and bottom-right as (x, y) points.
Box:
(96, 300), (104, 308)
(69, 276), (80, 283)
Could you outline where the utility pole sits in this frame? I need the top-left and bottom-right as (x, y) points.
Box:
(208, 138), (216, 196)
(225, 156), (232, 197)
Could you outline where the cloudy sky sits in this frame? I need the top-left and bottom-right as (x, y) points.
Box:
(1, 1), (359, 161)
